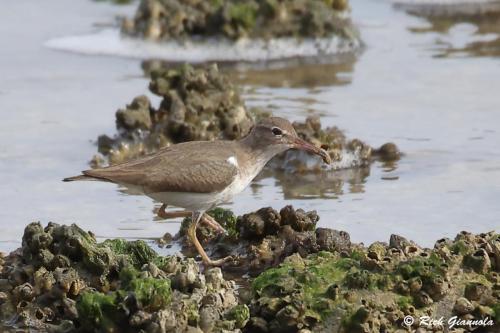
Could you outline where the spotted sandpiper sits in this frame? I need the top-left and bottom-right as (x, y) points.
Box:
(64, 117), (331, 266)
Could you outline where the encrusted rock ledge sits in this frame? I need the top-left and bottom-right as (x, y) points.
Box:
(0, 223), (247, 332)
(1, 209), (499, 332)
(245, 231), (500, 332)
(176, 206), (351, 276)
(92, 64), (400, 172)
(121, 0), (357, 42)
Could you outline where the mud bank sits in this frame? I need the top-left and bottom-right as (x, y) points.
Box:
(92, 64), (399, 172)
(1, 211), (498, 332)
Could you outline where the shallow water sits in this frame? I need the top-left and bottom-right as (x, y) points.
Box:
(0, 0), (499, 253)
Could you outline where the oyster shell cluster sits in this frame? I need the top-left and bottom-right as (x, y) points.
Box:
(94, 64), (254, 166)
(0, 223), (248, 332)
(247, 231), (500, 332)
(0, 214), (498, 332)
(273, 115), (400, 172)
(178, 206), (351, 275)
(121, 0), (354, 41)
(93, 64), (399, 171)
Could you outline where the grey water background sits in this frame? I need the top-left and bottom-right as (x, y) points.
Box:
(0, 0), (499, 252)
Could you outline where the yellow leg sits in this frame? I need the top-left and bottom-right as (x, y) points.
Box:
(187, 211), (234, 266)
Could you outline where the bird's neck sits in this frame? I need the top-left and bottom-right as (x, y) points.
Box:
(238, 136), (288, 170)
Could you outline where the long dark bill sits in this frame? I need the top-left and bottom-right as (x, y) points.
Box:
(293, 137), (332, 164)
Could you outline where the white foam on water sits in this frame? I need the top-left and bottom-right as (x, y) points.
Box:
(330, 149), (368, 170)
(44, 29), (361, 62)
(281, 149), (368, 172)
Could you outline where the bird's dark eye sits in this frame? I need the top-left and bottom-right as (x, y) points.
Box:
(271, 127), (283, 136)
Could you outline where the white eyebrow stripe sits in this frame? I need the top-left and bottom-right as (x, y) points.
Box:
(227, 156), (238, 167)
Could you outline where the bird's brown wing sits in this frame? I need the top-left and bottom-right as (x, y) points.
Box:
(82, 141), (239, 193)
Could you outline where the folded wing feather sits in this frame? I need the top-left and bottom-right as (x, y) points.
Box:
(82, 141), (239, 194)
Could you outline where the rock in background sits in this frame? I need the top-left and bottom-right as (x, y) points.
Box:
(92, 64), (400, 171)
(94, 64), (254, 166)
(121, 0), (356, 41)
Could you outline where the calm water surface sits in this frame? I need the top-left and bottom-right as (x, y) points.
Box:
(0, 0), (499, 253)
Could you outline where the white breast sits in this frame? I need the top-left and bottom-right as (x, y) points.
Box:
(216, 154), (268, 205)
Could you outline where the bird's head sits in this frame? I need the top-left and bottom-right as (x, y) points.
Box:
(248, 117), (332, 164)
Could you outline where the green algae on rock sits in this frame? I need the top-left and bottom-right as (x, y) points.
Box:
(247, 231), (500, 332)
(0, 223), (246, 332)
(179, 207), (241, 244)
(121, 0), (356, 42)
(1, 217), (499, 332)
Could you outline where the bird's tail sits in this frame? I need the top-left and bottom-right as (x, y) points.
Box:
(63, 175), (97, 182)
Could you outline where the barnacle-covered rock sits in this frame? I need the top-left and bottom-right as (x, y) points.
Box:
(488, 233), (500, 271)
(0, 223), (244, 332)
(316, 228), (351, 252)
(390, 234), (415, 250)
(247, 230), (500, 332)
(465, 281), (491, 302)
(115, 95), (153, 132)
(177, 206), (347, 275)
(92, 64), (400, 175)
(464, 248), (492, 273)
(150, 64), (254, 141)
(237, 207), (281, 240)
(373, 142), (401, 162)
(367, 242), (387, 261)
(122, 0), (357, 42)
(454, 297), (474, 315)
(280, 205), (318, 232)
(270, 116), (400, 172)
(3, 217), (498, 332)
(93, 64), (254, 167)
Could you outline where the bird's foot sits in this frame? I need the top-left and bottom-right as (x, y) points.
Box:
(203, 255), (238, 267)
